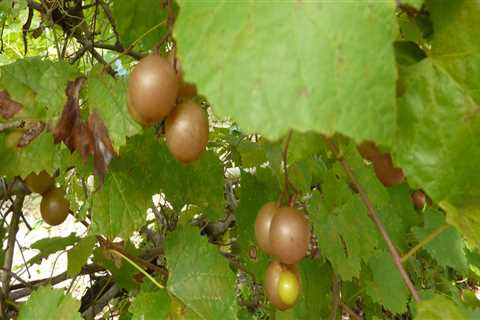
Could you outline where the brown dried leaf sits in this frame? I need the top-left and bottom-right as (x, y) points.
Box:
(17, 122), (46, 147)
(0, 91), (23, 119)
(88, 112), (116, 182)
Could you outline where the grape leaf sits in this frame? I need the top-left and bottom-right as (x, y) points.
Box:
(415, 294), (467, 320)
(400, 0), (424, 9)
(0, 132), (84, 179)
(67, 236), (96, 277)
(428, 0), (480, 104)
(413, 208), (468, 272)
(129, 289), (170, 320)
(18, 286), (81, 320)
(164, 224), (239, 319)
(175, 2), (398, 145)
(91, 131), (224, 238)
(394, 59), (480, 246)
(112, 0), (170, 50)
(309, 175), (378, 281)
(235, 170), (279, 280)
(28, 233), (79, 266)
(365, 251), (409, 314)
(277, 260), (332, 320)
(84, 66), (142, 152)
(0, 58), (80, 121)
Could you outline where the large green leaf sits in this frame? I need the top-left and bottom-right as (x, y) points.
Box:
(310, 175), (378, 281)
(394, 59), (480, 246)
(164, 225), (238, 320)
(129, 289), (171, 320)
(0, 58), (80, 121)
(18, 286), (81, 320)
(175, 2), (398, 145)
(112, 0), (170, 50)
(413, 208), (468, 272)
(0, 132), (84, 179)
(84, 66), (142, 151)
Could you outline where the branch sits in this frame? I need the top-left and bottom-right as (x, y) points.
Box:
(82, 284), (121, 320)
(341, 302), (363, 320)
(9, 264), (105, 300)
(325, 138), (420, 302)
(0, 194), (25, 316)
(282, 130), (293, 200)
(93, 42), (144, 60)
(401, 224), (449, 263)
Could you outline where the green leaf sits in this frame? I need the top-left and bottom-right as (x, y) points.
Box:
(365, 251), (409, 314)
(277, 260), (331, 319)
(67, 236), (96, 277)
(176, 2), (398, 145)
(235, 170), (279, 280)
(0, 132), (84, 179)
(415, 294), (467, 320)
(18, 286), (81, 320)
(28, 233), (79, 266)
(400, 0), (424, 9)
(413, 208), (468, 272)
(92, 131), (224, 238)
(84, 66), (142, 151)
(394, 59), (480, 246)
(428, 0), (480, 104)
(0, 57), (80, 121)
(112, 0), (170, 50)
(164, 224), (239, 319)
(310, 175), (378, 280)
(129, 289), (170, 320)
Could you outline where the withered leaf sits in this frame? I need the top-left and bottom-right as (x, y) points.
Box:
(17, 121), (46, 147)
(88, 112), (116, 182)
(0, 91), (23, 119)
(53, 77), (116, 183)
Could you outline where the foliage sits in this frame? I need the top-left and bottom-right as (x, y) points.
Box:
(0, 1), (479, 319)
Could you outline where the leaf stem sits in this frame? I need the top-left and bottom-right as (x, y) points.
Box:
(325, 138), (420, 302)
(282, 130), (293, 204)
(401, 224), (449, 263)
(107, 249), (164, 289)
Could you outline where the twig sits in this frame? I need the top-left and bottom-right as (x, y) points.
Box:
(98, 0), (120, 42)
(341, 302), (363, 320)
(0, 268), (31, 289)
(325, 138), (420, 302)
(330, 272), (340, 320)
(82, 284), (121, 320)
(401, 224), (449, 263)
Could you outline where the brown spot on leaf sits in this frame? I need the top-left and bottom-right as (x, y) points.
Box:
(88, 112), (116, 182)
(0, 91), (23, 119)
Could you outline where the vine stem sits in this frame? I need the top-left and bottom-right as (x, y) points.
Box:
(401, 224), (449, 263)
(341, 302), (363, 320)
(107, 249), (164, 289)
(282, 130), (293, 203)
(325, 138), (420, 302)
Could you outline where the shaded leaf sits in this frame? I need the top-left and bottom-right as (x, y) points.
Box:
(413, 208), (468, 272)
(67, 236), (96, 277)
(415, 294), (467, 320)
(164, 224), (238, 319)
(130, 289), (170, 320)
